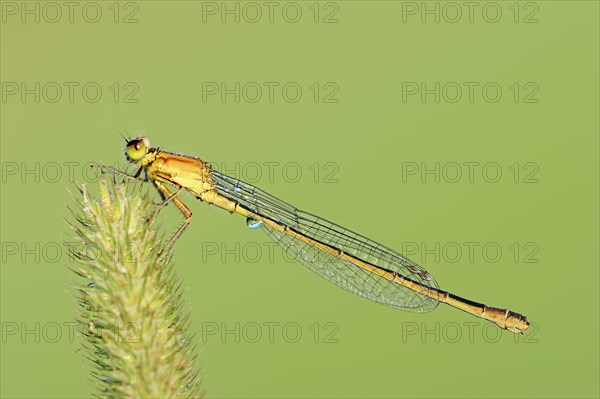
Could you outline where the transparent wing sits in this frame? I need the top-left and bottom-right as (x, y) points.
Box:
(210, 170), (440, 313)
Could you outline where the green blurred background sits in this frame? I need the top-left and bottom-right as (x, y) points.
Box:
(1, 1), (598, 398)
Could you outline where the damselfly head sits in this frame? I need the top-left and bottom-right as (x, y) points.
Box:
(125, 136), (150, 163)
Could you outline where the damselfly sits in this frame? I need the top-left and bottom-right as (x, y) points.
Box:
(94, 136), (530, 334)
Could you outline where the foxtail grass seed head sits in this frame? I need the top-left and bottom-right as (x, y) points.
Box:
(66, 178), (201, 398)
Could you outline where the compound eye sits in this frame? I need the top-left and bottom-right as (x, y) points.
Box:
(125, 138), (147, 162)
